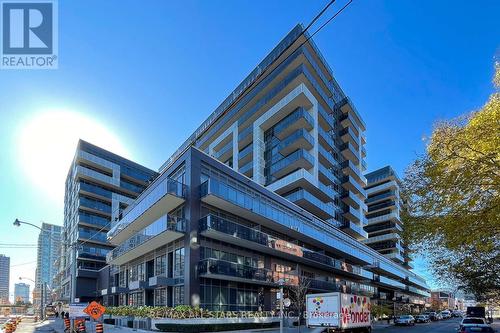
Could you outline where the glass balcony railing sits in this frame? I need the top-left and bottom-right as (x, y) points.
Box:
(239, 161), (253, 175)
(318, 145), (340, 169)
(270, 149), (314, 176)
(199, 214), (372, 280)
(107, 215), (185, 263)
(238, 144), (253, 162)
(318, 127), (336, 149)
(318, 163), (338, 185)
(198, 258), (297, 284)
(273, 107), (314, 137)
(107, 177), (186, 240)
(78, 212), (109, 228)
(78, 230), (107, 243)
(277, 129), (314, 153)
(366, 191), (396, 204)
(238, 125), (253, 143)
(285, 189), (335, 218)
(215, 141), (233, 160)
(318, 104), (334, 129)
(79, 197), (111, 214)
(79, 181), (112, 199)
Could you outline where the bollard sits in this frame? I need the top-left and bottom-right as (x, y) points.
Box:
(95, 323), (104, 333)
(77, 320), (86, 333)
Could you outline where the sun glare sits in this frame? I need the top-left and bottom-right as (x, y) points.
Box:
(17, 110), (130, 203)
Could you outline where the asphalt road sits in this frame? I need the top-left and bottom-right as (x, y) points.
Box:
(374, 317), (463, 333)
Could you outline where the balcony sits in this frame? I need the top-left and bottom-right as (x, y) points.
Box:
(341, 160), (367, 187)
(107, 177), (186, 245)
(368, 200), (397, 214)
(336, 97), (366, 132)
(239, 161), (253, 178)
(148, 276), (183, 288)
(319, 163), (337, 185)
(198, 214), (373, 281)
(107, 215), (185, 265)
(339, 127), (360, 150)
(341, 190), (366, 211)
(374, 275), (406, 290)
(198, 258), (298, 286)
(128, 280), (148, 290)
(366, 212), (400, 225)
(238, 125), (253, 148)
(341, 142), (360, 165)
(342, 175), (366, 198)
(270, 149), (314, 179)
(385, 252), (405, 263)
(277, 129), (314, 156)
(364, 232), (401, 244)
(318, 127), (335, 151)
(366, 191), (396, 204)
(366, 180), (398, 196)
(238, 144), (253, 166)
(274, 107), (314, 140)
(318, 145), (340, 169)
(340, 220), (368, 240)
(285, 189), (334, 220)
(318, 104), (334, 130)
(214, 140), (233, 162)
(344, 205), (362, 223)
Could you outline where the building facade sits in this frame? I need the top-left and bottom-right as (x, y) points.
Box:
(363, 166), (410, 266)
(104, 24), (430, 312)
(0, 254), (9, 304)
(430, 290), (457, 310)
(14, 283), (30, 304)
(57, 140), (157, 303)
(34, 223), (61, 307)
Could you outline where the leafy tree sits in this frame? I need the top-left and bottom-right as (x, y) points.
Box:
(402, 62), (500, 302)
(370, 303), (392, 320)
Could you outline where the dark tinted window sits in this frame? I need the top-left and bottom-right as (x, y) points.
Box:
(463, 319), (486, 324)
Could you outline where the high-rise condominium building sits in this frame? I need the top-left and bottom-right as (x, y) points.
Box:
(35, 223), (61, 307)
(58, 139), (157, 303)
(103, 24), (429, 313)
(0, 254), (9, 304)
(364, 166), (411, 266)
(14, 283), (30, 304)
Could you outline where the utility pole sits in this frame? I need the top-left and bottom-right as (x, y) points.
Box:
(278, 279), (285, 333)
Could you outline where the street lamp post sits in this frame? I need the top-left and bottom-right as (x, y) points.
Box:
(278, 279), (285, 333)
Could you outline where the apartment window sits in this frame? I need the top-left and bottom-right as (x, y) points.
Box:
(119, 293), (127, 305)
(155, 254), (166, 276)
(119, 269), (126, 287)
(154, 288), (167, 306)
(173, 286), (184, 306)
(138, 263), (145, 281)
(129, 291), (144, 306)
(173, 248), (185, 278)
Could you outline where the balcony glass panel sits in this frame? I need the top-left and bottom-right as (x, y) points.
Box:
(318, 145), (340, 169)
(277, 129), (314, 152)
(78, 212), (109, 227)
(270, 149), (314, 176)
(79, 197), (111, 214)
(285, 189), (334, 217)
(108, 177), (186, 239)
(107, 215), (185, 262)
(273, 107), (314, 137)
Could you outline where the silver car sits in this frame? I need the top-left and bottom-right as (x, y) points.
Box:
(395, 315), (415, 326)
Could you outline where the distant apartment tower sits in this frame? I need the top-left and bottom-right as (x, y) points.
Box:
(35, 223), (61, 307)
(58, 139), (157, 303)
(0, 254), (9, 304)
(14, 283), (30, 304)
(363, 166), (409, 265)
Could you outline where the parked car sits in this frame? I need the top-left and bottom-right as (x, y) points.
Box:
(424, 311), (439, 321)
(441, 310), (452, 319)
(415, 314), (430, 323)
(436, 313), (444, 320)
(395, 315), (415, 326)
(453, 310), (464, 317)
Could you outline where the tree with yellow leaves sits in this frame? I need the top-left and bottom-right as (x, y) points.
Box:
(403, 62), (500, 303)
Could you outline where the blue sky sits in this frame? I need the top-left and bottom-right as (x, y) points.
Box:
(0, 0), (498, 299)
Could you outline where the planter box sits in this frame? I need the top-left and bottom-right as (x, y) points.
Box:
(152, 317), (281, 332)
